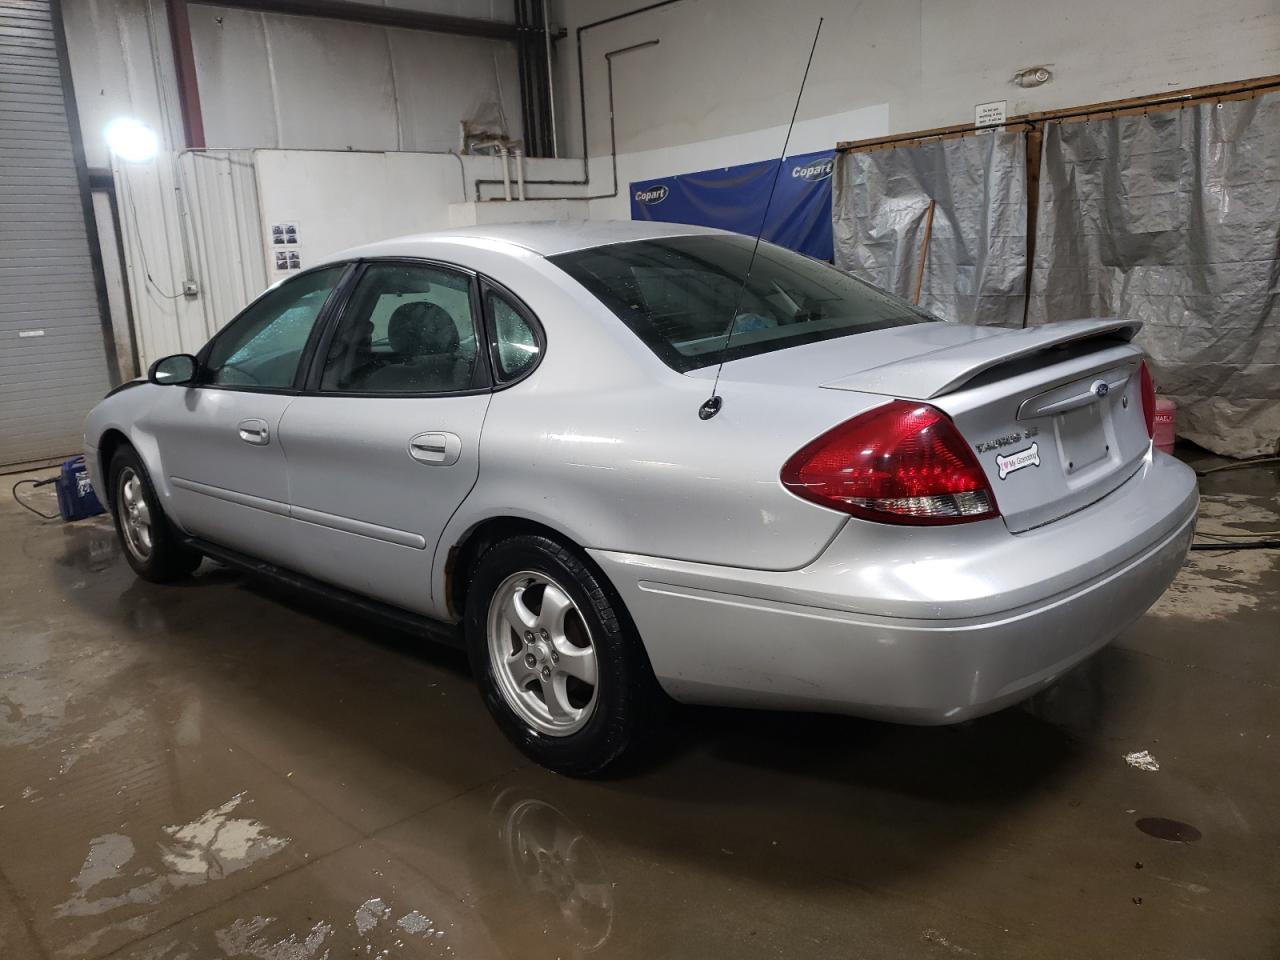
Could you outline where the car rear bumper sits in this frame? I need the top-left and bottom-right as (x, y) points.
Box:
(590, 451), (1197, 723)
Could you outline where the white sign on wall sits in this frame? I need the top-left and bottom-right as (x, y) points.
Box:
(975, 100), (1008, 128)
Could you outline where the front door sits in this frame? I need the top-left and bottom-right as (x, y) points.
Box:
(279, 261), (492, 616)
(153, 265), (348, 567)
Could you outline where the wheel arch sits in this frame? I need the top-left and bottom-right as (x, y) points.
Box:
(93, 426), (172, 512)
(444, 516), (639, 641)
(95, 428), (131, 503)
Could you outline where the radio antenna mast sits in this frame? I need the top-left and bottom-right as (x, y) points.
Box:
(699, 17), (824, 421)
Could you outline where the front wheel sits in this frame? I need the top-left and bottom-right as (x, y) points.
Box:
(108, 446), (202, 583)
(465, 534), (661, 777)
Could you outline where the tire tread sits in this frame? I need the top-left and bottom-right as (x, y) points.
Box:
(465, 533), (662, 777)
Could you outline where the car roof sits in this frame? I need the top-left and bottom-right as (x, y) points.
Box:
(322, 219), (736, 263)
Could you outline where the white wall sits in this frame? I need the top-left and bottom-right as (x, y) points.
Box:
(253, 150), (586, 266)
(116, 148), (588, 367)
(555, 0), (1280, 201)
(583, 103), (889, 220)
(63, 0), (187, 169)
(59, 0), (569, 369)
(61, 0), (524, 167)
(63, 0), (1280, 367)
(189, 5), (522, 152)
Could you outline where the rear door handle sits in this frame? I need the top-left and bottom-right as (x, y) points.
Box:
(238, 419), (270, 445)
(408, 431), (461, 466)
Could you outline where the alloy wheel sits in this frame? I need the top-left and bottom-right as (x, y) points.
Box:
(487, 570), (599, 736)
(116, 468), (153, 562)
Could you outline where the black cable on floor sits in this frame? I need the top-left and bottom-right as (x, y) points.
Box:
(1190, 540), (1280, 551)
(11, 478), (60, 521)
(1195, 456), (1280, 477)
(1191, 455), (1280, 548)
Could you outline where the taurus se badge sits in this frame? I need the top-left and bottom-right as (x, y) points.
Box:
(996, 442), (1040, 480)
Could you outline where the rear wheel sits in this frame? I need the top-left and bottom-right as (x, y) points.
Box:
(465, 534), (660, 777)
(108, 446), (202, 582)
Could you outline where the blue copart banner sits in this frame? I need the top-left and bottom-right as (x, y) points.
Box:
(629, 149), (835, 261)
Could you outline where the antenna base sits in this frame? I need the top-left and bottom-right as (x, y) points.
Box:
(698, 395), (722, 420)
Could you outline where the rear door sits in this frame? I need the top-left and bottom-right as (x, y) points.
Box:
(279, 260), (492, 617)
(152, 264), (348, 565)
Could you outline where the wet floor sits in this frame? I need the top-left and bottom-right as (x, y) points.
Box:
(1, 455), (1278, 959)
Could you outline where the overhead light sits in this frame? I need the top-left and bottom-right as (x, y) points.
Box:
(104, 117), (160, 163)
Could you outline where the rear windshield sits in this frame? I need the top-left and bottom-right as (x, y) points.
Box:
(549, 235), (928, 372)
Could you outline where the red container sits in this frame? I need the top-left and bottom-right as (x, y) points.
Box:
(1153, 395), (1176, 454)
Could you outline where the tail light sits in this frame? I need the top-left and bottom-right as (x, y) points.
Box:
(781, 400), (999, 525)
(1139, 361), (1156, 438)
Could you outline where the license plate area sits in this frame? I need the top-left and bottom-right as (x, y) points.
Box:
(1056, 403), (1109, 475)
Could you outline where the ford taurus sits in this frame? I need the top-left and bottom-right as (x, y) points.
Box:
(85, 222), (1198, 775)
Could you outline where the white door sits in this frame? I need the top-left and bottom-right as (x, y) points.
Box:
(279, 261), (492, 616)
(152, 265), (348, 567)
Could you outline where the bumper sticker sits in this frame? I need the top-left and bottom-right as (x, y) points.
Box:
(996, 442), (1040, 480)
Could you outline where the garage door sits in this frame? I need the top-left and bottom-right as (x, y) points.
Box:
(0, 0), (112, 467)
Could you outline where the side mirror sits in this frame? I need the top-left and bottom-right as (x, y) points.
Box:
(148, 354), (199, 386)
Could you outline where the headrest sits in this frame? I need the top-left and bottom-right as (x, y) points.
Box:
(387, 301), (459, 356)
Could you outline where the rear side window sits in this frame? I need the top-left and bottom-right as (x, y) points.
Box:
(549, 235), (927, 372)
(484, 286), (542, 382)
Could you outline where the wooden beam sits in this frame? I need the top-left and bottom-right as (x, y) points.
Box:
(199, 0), (521, 41)
(837, 73), (1280, 154)
(912, 199), (936, 306)
(166, 0), (205, 148)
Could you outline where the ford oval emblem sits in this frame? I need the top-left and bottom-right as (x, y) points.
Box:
(634, 184), (669, 205)
(1091, 379), (1110, 398)
(791, 158), (834, 182)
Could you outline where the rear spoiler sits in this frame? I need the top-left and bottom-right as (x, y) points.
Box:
(822, 318), (1142, 400)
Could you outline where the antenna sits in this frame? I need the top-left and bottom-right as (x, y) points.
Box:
(699, 17), (824, 421)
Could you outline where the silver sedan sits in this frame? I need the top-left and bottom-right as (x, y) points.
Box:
(85, 222), (1198, 775)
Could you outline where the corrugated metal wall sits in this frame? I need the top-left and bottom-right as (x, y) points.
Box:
(0, 0), (113, 467)
(113, 148), (266, 366)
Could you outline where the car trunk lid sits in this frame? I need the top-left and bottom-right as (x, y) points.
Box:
(818, 317), (1150, 532)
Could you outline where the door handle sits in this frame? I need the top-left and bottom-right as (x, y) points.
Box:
(1017, 371), (1132, 420)
(238, 418), (270, 445)
(408, 431), (461, 466)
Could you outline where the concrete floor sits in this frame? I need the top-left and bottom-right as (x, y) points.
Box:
(1, 456), (1277, 960)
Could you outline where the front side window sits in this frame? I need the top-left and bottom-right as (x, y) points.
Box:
(204, 266), (345, 388)
(485, 286), (542, 382)
(320, 262), (480, 394)
(548, 235), (928, 372)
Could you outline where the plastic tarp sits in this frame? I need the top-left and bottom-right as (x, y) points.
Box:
(832, 131), (1028, 327)
(1027, 93), (1280, 457)
(629, 149), (835, 261)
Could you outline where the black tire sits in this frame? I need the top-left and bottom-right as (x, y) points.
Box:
(464, 533), (663, 777)
(108, 445), (202, 583)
